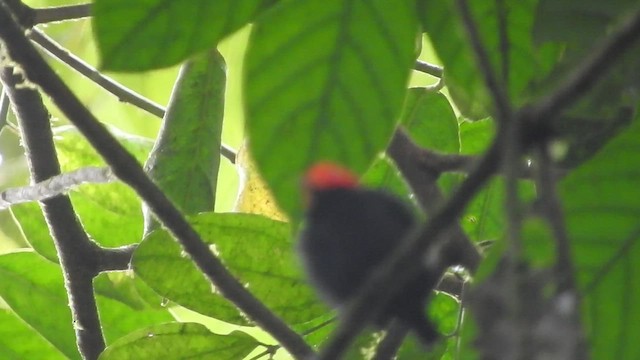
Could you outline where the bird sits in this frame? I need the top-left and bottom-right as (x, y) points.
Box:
(297, 161), (440, 345)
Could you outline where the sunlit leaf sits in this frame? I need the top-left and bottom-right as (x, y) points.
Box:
(94, 0), (272, 71)
(133, 213), (325, 325)
(99, 323), (257, 360)
(244, 0), (418, 219)
(0, 309), (66, 360)
(0, 252), (78, 359)
(144, 50), (226, 234)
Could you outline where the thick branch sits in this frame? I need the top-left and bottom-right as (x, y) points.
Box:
(0, 5), (312, 358)
(388, 129), (482, 271)
(1, 64), (105, 359)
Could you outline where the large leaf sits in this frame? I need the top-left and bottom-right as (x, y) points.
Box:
(532, 0), (640, 168)
(244, 0), (418, 218)
(0, 252), (78, 359)
(133, 213), (326, 325)
(0, 252), (175, 359)
(419, 0), (559, 119)
(0, 309), (67, 360)
(144, 49), (226, 234)
(399, 89), (459, 154)
(558, 114), (640, 359)
(99, 323), (257, 360)
(93, 0), (272, 71)
(11, 127), (151, 261)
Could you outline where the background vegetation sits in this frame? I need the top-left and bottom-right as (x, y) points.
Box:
(0, 0), (639, 359)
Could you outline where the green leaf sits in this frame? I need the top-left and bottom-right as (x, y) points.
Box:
(97, 295), (175, 346)
(0, 309), (66, 360)
(0, 252), (78, 359)
(144, 50), (226, 234)
(10, 203), (57, 262)
(244, 0), (418, 218)
(419, 0), (559, 119)
(459, 118), (495, 155)
(533, 0), (639, 49)
(532, 1), (639, 168)
(429, 292), (460, 336)
(133, 213), (326, 325)
(400, 89), (459, 153)
(99, 323), (257, 360)
(94, 0), (271, 71)
(55, 127), (150, 248)
(11, 128), (151, 261)
(559, 114), (640, 359)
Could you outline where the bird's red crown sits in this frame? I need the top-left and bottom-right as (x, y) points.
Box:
(304, 162), (359, 190)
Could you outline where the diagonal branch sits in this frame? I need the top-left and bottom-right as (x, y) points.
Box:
(27, 29), (237, 164)
(0, 4), (312, 359)
(28, 29), (166, 117)
(531, 7), (640, 124)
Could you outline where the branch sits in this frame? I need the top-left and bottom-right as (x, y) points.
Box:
(455, 0), (512, 123)
(414, 60), (443, 78)
(387, 129), (482, 271)
(0, 166), (114, 209)
(531, 7), (640, 124)
(32, 3), (91, 24)
(533, 145), (575, 293)
(0, 4), (312, 358)
(27, 29), (237, 164)
(0, 87), (8, 129)
(1, 61), (105, 360)
(28, 29), (165, 117)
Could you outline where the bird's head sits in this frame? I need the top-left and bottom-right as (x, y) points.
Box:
(302, 162), (359, 206)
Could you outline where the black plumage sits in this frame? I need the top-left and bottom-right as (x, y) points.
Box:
(298, 186), (440, 345)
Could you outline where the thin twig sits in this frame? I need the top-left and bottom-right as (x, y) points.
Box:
(533, 145), (575, 293)
(455, 0), (512, 123)
(28, 29), (166, 117)
(27, 29), (238, 163)
(502, 109), (527, 360)
(496, 0), (510, 86)
(414, 60), (443, 78)
(33, 3), (91, 24)
(0, 88), (9, 129)
(0, 166), (114, 209)
(0, 5), (312, 358)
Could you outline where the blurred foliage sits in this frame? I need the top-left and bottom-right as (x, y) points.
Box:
(0, 0), (639, 359)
